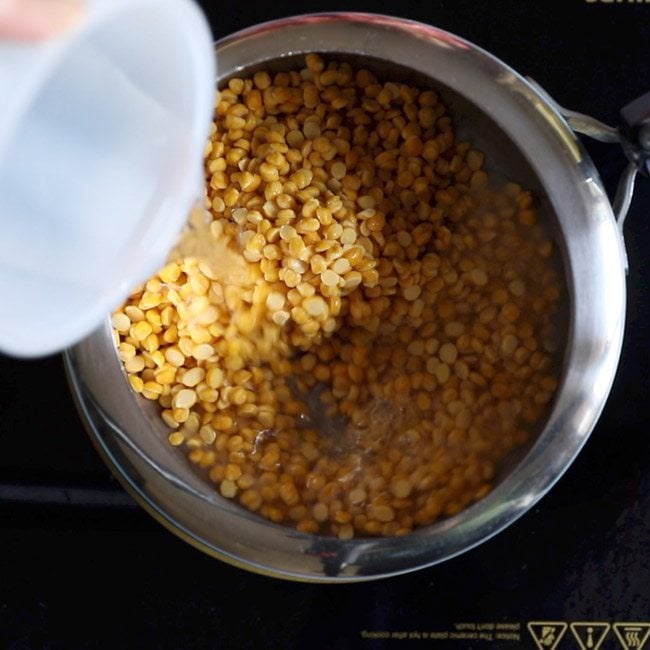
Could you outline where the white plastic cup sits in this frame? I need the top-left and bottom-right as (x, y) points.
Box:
(0, 0), (215, 357)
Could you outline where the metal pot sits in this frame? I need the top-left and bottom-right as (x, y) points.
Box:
(65, 13), (641, 582)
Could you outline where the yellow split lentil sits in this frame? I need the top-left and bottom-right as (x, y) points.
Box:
(114, 54), (564, 539)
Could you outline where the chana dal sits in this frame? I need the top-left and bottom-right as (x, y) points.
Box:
(113, 54), (563, 539)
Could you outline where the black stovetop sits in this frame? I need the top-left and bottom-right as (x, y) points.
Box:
(2, 1), (650, 648)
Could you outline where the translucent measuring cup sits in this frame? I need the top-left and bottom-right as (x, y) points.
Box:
(0, 0), (215, 357)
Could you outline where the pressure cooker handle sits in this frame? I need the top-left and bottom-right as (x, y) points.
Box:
(556, 92), (650, 228)
(526, 78), (649, 229)
(619, 91), (650, 178)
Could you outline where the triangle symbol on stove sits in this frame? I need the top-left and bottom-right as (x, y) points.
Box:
(527, 621), (568, 650)
(613, 623), (650, 650)
(570, 622), (610, 650)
